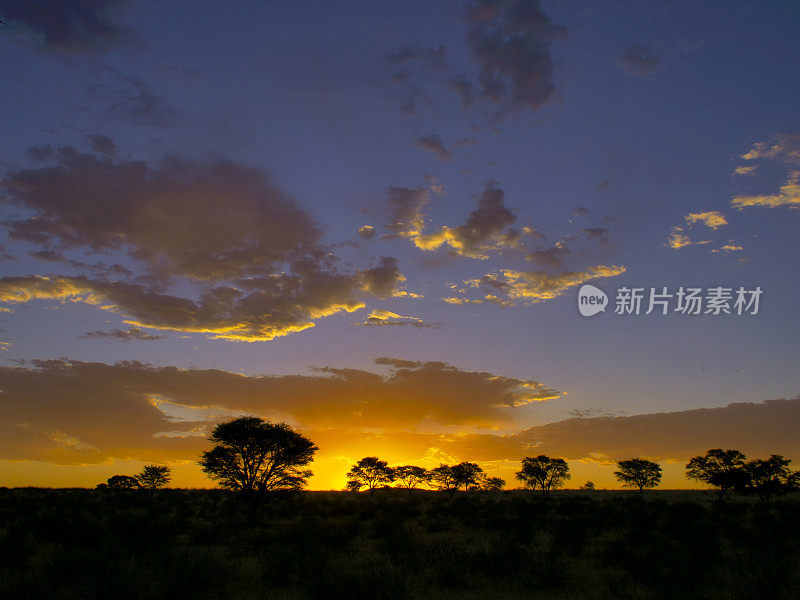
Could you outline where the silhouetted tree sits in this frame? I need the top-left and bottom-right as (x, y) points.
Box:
(199, 416), (317, 514)
(346, 457), (395, 495)
(106, 475), (140, 489)
(452, 462), (484, 491)
(686, 448), (747, 502)
(480, 476), (506, 491)
(515, 455), (571, 495)
(741, 454), (799, 501)
(429, 464), (460, 496)
(614, 458), (662, 493)
(136, 465), (171, 490)
(394, 465), (430, 492)
(580, 481), (595, 491)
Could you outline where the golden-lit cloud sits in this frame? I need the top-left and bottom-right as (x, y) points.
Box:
(684, 211), (728, 229)
(732, 170), (800, 209)
(412, 183), (523, 259)
(355, 309), (441, 328)
(0, 358), (563, 467)
(447, 265), (626, 306)
(0, 257), (407, 341)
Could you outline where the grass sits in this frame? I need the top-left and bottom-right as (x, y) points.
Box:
(0, 487), (798, 599)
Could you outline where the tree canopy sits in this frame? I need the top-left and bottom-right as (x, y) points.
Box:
(614, 458), (662, 492)
(686, 449), (747, 502)
(136, 465), (171, 490)
(515, 455), (571, 495)
(199, 416), (317, 508)
(346, 457), (395, 494)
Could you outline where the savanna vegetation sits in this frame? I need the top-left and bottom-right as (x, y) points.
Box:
(2, 417), (799, 600)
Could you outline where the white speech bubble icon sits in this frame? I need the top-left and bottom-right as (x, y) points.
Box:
(578, 284), (608, 317)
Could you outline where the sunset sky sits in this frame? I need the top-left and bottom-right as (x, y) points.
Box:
(1, 0), (799, 490)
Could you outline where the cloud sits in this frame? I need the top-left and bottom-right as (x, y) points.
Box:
(666, 227), (693, 249)
(0, 147), (413, 341)
(0, 0), (136, 55)
(2, 146), (321, 281)
(741, 132), (800, 163)
(413, 183), (522, 258)
(734, 165), (758, 176)
(0, 357), (562, 464)
(616, 43), (661, 75)
(684, 211), (728, 230)
(510, 397), (800, 462)
(450, 265), (626, 306)
(80, 327), (165, 342)
(357, 225), (375, 240)
(383, 0), (563, 119)
(416, 134), (452, 162)
(87, 66), (178, 128)
(461, 0), (564, 116)
(732, 171), (800, 209)
(383, 186), (430, 238)
(0, 260), (408, 342)
(86, 133), (117, 156)
(355, 309), (441, 329)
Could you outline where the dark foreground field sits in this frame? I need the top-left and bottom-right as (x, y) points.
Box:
(1, 488), (798, 600)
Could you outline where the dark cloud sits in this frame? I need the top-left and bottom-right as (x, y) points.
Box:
(88, 66), (177, 128)
(416, 134), (452, 162)
(384, 1), (563, 119)
(579, 227), (611, 245)
(383, 186), (430, 238)
(0, 0), (135, 55)
(512, 398), (800, 462)
(526, 245), (570, 269)
(86, 133), (117, 156)
(616, 43), (661, 76)
(80, 327), (164, 342)
(0, 147), (411, 340)
(25, 145), (55, 162)
(2, 146), (321, 281)
(0, 358), (562, 463)
(413, 183), (522, 258)
(573, 206), (589, 216)
(462, 0), (565, 116)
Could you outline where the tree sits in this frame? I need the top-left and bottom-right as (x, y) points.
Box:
(580, 481), (595, 491)
(480, 476), (506, 491)
(346, 457), (395, 495)
(429, 464), (460, 496)
(451, 462), (484, 491)
(515, 456), (571, 495)
(136, 465), (171, 490)
(686, 449), (747, 502)
(614, 458), (662, 493)
(199, 416), (317, 513)
(106, 475), (140, 489)
(394, 465), (430, 492)
(741, 454), (799, 501)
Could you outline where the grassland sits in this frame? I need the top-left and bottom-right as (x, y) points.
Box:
(1, 488), (798, 599)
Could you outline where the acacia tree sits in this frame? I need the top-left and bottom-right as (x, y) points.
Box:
(515, 456), (571, 496)
(742, 454), (799, 501)
(452, 462), (485, 491)
(686, 449), (747, 502)
(346, 457), (395, 495)
(429, 464), (460, 496)
(106, 475), (140, 489)
(137, 465), (171, 490)
(480, 476), (506, 491)
(394, 465), (430, 492)
(199, 416), (317, 513)
(614, 458), (662, 493)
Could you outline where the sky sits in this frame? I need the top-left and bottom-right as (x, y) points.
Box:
(0, 0), (799, 490)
